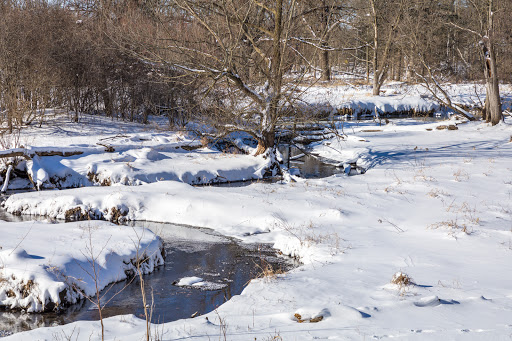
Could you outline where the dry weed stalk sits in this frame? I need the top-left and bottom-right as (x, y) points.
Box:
(453, 169), (470, 182)
(275, 218), (344, 256)
(253, 258), (285, 282)
(391, 271), (414, 296)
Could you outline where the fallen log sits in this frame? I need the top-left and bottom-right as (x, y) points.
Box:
(0, 148), (84, 159)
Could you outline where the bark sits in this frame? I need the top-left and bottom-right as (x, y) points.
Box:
(255, 129), (276, 156)
(369, 0), (403, 96)
(320, 0), (331, 81)
(254, 0), (283, 156)
(371, 0), (381, 95)
(0, 148), (84, 159)
(321, 47), (331, 81)
(481, 0), (502, 125)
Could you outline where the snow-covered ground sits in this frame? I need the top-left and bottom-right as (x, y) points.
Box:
(0, 221), (163, 312)
(1, 83), (512, 340)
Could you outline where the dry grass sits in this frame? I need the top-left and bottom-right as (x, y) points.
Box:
(264, 332), (283, 341)
(276, 219), (345, 256)
(426, 188), (449, 199)
(453, 169), (470, 182)
(391, 271), (414, 296)
(429, 219), (472, 235)
(253, 258), (285, 282)
(391, 272), (412, 286)
(414, 168), (437, 182)
(293, 313), (324, 324)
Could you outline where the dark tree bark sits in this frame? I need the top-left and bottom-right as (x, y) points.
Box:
(481, 0), (502, 125)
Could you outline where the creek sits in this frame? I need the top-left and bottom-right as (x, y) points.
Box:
(0, 210), (293, 335)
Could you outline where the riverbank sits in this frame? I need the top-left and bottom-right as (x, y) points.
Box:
(1, 113), (511, 340)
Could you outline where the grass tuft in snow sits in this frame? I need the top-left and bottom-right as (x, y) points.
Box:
(391, 271), (414, 296)
(252, 258), (285, 282)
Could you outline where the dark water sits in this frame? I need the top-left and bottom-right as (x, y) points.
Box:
(200, 145), (344, 188)
(279, 144), (345, 178)
(0, 212), (292, 335)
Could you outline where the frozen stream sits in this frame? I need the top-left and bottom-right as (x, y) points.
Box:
(0, 210), (293, 335)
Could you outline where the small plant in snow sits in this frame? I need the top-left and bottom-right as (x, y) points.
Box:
(391, 272), (412, 286)
(453, 169), (470, 182)
(391, 271), (414, 296)
(429, 219), (473, 235)
(426, 188), (449, 199)
(252, 258), (285, 282)
(277, 219), (345, 256)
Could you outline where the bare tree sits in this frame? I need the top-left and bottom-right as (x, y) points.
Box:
(366, 0), (405, 95)
(105, 0), (315, 159)
(447, 0), (503, 124)
(479, 0), (502, 124)
(297, 0), (351, 81)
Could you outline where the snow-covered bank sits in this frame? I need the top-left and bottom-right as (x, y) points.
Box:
(0, 115), (272, 190)
(0, 221), (163, 312)
(301, 82), (512, 117)
(3, 117), (512, 340)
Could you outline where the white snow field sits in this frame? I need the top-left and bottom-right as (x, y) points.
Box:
(1, 84), (512, 340)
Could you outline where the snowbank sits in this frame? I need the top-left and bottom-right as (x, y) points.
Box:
(0, 221), (163, 312)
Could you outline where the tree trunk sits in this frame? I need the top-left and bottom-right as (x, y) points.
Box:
(254, 0), (283, 156)
(371, 0), (380, 96)
(321, 47), (331, 81)
(255, 129), (275, 156)
(320, 0), (331, 81)
(366, 44), (370, 83)
(373, 70), (383, 96)
(481, 0), (502, 125)
(484, 48), (502, 125)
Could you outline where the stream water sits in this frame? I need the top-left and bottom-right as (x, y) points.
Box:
(0, 211), (293, 335)
(278, 144), (344, 178)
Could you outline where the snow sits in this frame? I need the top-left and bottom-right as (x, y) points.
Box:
(0, 115), (271, 189)
(299, 82), (512, 117)
(175, 277), (227, 290)
(176, 276), (203, 286)
(0, 221), (163, 313)
(2, 83), (512, 340)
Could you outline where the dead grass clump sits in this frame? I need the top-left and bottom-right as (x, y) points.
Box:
(426, 188), (448, 198)
(429, 219), (473, 235)
(21, 280), (34, 299)
(391, 271), (413, 290)
(64, 207), (91, 222)
(436, 124), (458, 131)
(110, 206), (128, 225)
(294, 313), (305, 323)
(453, 169), (470, 181)
(309, 315), (324, 323)
(200, 136), (209, 147)
(254, 259), (285, 282)
(87, 171), (112, 186)
(264, 334), (283, 341)
(293, 313), (324, 323)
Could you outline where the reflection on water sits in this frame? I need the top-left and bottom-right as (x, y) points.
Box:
(0, 213), (292, 335)
(279, 144), (344, 178)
